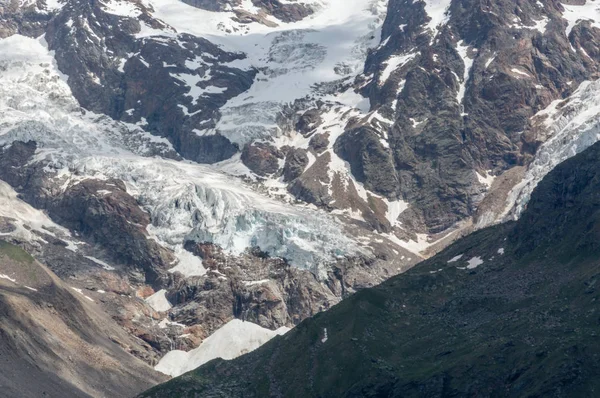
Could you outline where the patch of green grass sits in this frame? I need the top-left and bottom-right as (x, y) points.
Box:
(0, 240), (35, 264)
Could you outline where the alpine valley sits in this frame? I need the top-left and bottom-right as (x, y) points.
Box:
(0, 0), (599, 396)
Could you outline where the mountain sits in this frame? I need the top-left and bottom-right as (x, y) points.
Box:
(139, 136), (600, 398)
(0, 240), (167, 397)
(1, 0), (600, 393)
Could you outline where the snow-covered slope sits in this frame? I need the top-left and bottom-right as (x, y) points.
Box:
(155, 319), (289, 377)
(502, 79), (600, 221)
(0, 180), (69, 243)
(105, 0), (387, 146)
(0, 34), (364, 273)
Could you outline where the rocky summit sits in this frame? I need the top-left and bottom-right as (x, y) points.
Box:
(0, 0), (599, 396)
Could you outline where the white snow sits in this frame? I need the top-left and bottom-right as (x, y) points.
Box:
(71, 287), (94, 302)
(476, 171), (495, 189)
(84, 256), (116, 271)
(422, 0), (452, 44)
(379, 52), (418, 85)
(145, 289), (172, 312)
(321, 327), (328, 343)
(385, 199), (409, 227)
(466, 256), (484, 269)
(243, 279), (270, 287)
(511, 67), (531, 78)
(456, 41), (474, 109)
(155, 319), (289, 377)
(531, 16), (549, 34)
(497, 248), (505, 255)
(158, 318), (186, 329)
(447, 254), (463, 263)
(0, 274), (17, 283)
(562, 1), (600, 38)
(168, 247), (207, 277)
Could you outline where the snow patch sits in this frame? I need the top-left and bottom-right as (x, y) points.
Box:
(158, 318), (186, 329)
(0, 274), (17, 283)
(145, 289), (172, 312)
(84, 256), (115, 271)
(379, 52), (418, 85)
(447, 254), (463, 263)
(155, 319), (289, 377)
(243, 279), (270, 287)
(476, 171), (495, 189)
(422, 0), (452, 44)
(466, 256), (484, 269)
(321, 327), (328, 343)
(71, 287), (94, 302)
(168, 247), (207, 277)
(456, 40), (474, 110)
(385, 199), (409, 227)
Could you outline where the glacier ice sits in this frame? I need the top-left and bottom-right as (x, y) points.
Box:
(0, 34), (363, 275)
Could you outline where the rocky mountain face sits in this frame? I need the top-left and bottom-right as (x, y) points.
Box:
(0, 240), (167, 397)
(1, 0), (600, 393)
(139, 137), (600, 398)
(32, 0), (600, 243)
(357, 0), (600, 234)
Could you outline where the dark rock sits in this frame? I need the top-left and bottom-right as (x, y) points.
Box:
(309, 133), (329, 153)
(241, 142), (283, 176)
(252, 0), (314, 23)
(335, 125), (399, 197)
(48, 179), (174, 284)
(288, 152), (332, 207)
(181, 0), (240, 12)
(296, 108), (322, 135)
(283, 148), (309, 182)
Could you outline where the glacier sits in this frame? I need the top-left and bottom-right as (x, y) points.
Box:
(132, 0), (388, 147)
(0, 34), (364, 275)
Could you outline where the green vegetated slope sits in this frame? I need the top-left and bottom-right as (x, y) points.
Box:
(141, 142), (600, 397)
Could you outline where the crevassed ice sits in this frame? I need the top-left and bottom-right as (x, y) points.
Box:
(69, 156), (359, 272)
(0, 34), (362, 274)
